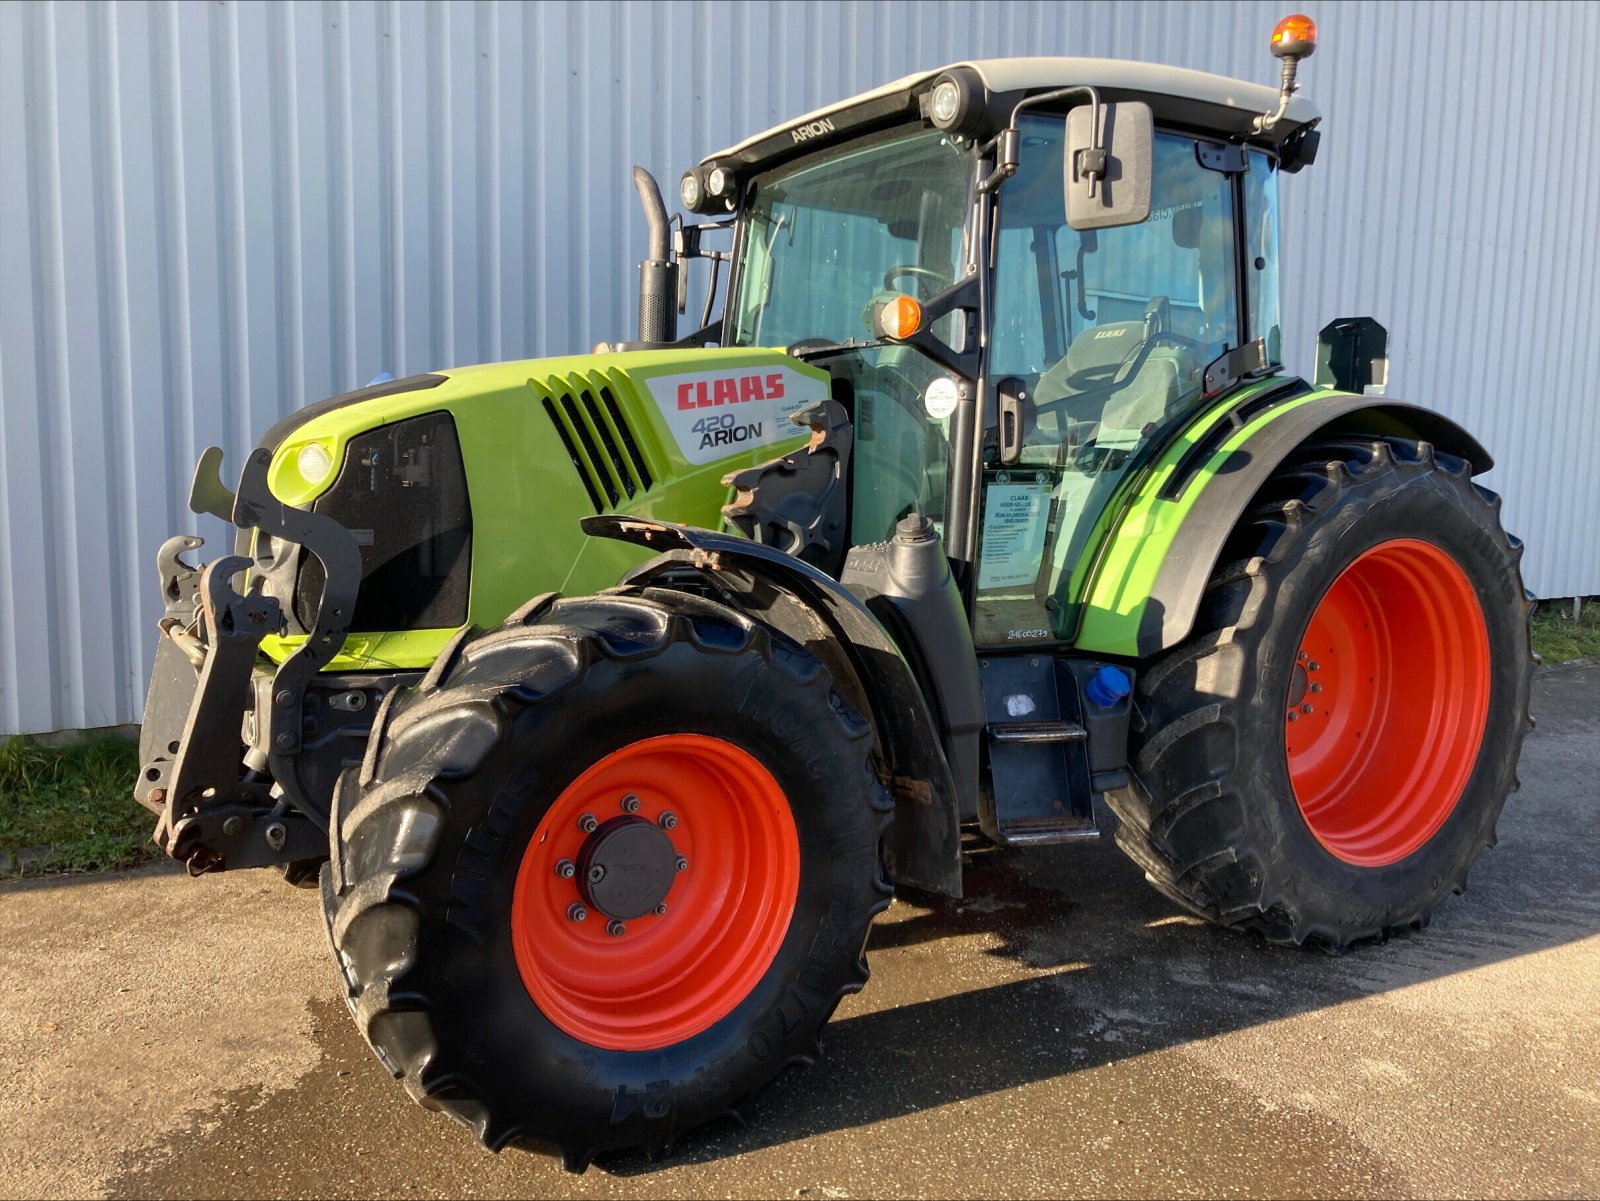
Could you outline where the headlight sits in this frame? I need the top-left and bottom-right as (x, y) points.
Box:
(679, 169), (704, 211)
(297, 441), (334, 486)
(930, 79), (963, 126)
(925, 70), (981, 136)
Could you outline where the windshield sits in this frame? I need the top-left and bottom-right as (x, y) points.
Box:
(728, 129), (972, 347)
(728, 129), (974, 544)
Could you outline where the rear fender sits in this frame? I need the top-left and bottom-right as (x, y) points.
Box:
(587, 516), (963, 898)
(1076, 386), (1495, 658)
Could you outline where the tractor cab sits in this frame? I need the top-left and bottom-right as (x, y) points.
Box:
(681, 56), (1318, 646)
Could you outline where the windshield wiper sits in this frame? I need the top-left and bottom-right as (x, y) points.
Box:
(786, 337), (889, 362)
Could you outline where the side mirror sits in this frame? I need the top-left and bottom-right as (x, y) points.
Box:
(1065, 101), (1153, 231)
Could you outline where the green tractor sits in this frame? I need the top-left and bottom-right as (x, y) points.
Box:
(137, 18), (1531, 1170)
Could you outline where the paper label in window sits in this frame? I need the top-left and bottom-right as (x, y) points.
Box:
(977, 483), (1052, 590)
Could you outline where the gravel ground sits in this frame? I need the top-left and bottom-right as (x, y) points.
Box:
(1, 663), (1594, 1200)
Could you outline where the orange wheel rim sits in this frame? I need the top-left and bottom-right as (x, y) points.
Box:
(1286, 538), (1491, 867)
(511, 734), (799, 1051)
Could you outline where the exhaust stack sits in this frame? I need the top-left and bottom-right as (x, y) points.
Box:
(632, 166), (678, 344)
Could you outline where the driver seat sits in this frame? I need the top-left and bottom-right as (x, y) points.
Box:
(1026, 321), (1189, 456)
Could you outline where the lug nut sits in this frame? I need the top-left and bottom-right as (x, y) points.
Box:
(1287, 712), (1299, 723)
(675, 855), (688, 873)
(606, 920), (626, 937)
(1298, 650), (1308, 661)
(659, 812), (678, 830)
(620, 794), (641, 814)
(588, 864), (606, 883)
(577, 813), (598, 834)
(567, 903), (587, 922)
(555, 859), (575, 879)
(1308, 661), (1321, 672)
(1310, 683), (1323, 694)
(654, 903), (668, 916)
(1301, 703), (1315, 714)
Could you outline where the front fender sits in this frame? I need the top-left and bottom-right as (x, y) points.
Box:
(1075, 384), (1495, 659)
(584, 515), (963, 898)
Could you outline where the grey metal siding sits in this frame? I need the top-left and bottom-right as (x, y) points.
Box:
(2, 0), (1595, 734)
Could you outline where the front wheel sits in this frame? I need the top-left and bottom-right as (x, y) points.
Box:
(322, 588), (892, 1168)
(1108, 436), (1534, 949)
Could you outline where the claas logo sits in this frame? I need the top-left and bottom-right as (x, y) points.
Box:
(676, 372), (786, 411)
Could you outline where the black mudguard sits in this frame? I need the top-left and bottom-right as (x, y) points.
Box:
(1137, 393), (1495, 657)
(586, 515), (965, 898)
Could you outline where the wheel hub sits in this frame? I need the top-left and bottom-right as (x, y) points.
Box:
(576, 817), (678, 920)
(510, 734), (800, 1051)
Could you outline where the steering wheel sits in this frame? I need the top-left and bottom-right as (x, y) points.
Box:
(1144, 329), (1206, 356)
(882, 264), (947, 297)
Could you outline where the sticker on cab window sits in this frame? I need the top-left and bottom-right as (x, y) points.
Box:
(978, 482), (1053, 590)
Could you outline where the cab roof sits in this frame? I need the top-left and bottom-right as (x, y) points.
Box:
(704, 56), (1320, 172)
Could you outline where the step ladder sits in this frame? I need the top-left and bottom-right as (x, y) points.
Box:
(979, 655), (1100, 845)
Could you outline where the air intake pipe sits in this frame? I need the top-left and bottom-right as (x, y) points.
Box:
(632, 166), (678, 344)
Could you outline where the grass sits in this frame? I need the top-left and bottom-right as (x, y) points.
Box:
(0, 734), (158, 876)
(1530, 598), (1600, 666)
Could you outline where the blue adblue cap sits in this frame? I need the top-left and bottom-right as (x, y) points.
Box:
(1086, 665), (1132, 709)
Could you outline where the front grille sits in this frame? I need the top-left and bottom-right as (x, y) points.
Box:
(540, 377), (655, 513)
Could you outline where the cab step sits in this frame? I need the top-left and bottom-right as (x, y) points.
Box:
(978, 655), (1100, 846)
(988, 720), (1088, 744)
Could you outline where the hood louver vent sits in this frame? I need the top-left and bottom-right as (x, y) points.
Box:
(539, 379), (655, 514)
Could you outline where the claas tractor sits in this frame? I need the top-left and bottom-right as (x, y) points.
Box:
(135, 16), (1532, 1170)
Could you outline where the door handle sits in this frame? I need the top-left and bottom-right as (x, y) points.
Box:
(997, 377), (1027, 465)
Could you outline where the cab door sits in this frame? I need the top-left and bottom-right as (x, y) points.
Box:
(971, 118), (1245, 647)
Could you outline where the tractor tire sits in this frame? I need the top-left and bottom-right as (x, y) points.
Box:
(320, 587), (892, 1169)
(1107, 436), (1534, 950)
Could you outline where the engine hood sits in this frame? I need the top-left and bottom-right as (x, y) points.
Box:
(249, 346), (831, 671)
(261, 347), (830, 508)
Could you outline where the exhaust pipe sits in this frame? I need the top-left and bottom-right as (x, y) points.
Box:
(632, 166), (678, 344)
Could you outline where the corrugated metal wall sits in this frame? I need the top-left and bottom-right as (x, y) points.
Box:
(2, 0), (1596, 735)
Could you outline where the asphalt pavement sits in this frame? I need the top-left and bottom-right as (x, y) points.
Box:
(2, 663), (1595, 1200)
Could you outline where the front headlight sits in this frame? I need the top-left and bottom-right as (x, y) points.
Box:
(296, 441), (334, 486)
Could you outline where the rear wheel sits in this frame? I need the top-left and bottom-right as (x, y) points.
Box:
(322, 587), (891, 1168)
(1108, 437), (1534, 948)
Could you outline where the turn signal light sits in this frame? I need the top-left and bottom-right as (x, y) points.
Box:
(1271, 13), (1318, 58)
(877, 295), (923, 340)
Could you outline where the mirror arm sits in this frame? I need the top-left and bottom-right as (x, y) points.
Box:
(977, 85), (1104, 194)
(673, 216), (736, 322)
(977, 128), (1021, 193)
(700, 254), (725, 330)
(673, 216), (737, 259)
